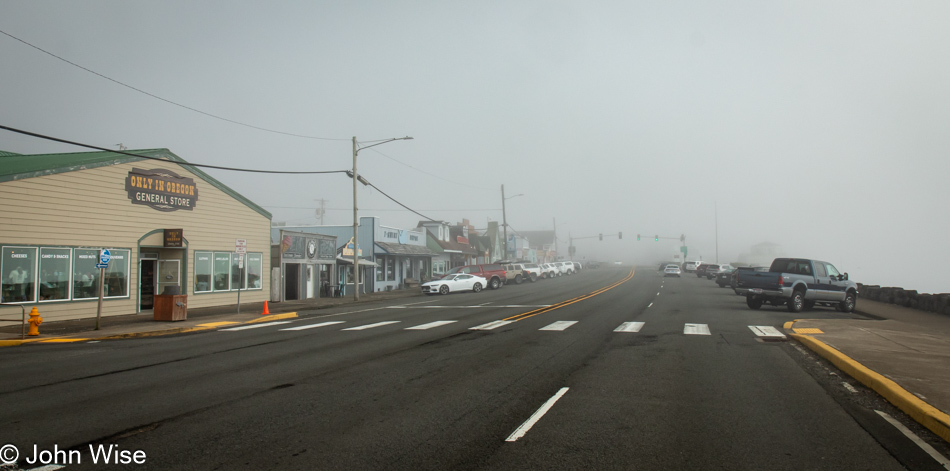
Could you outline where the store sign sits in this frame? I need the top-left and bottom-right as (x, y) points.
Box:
(126, 168), (199, 212)
(164, 229), (183, 247)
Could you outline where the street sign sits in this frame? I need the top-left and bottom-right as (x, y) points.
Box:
(95, 263), (108, 269)
(237, 253), (244, 269)
(99, 249), (111, 264)
(235, 239), (247, 254)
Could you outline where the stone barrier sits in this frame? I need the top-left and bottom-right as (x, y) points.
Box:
(858, 283), (950, 316)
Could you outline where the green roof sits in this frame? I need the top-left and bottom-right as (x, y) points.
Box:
(0, 148), (271, 219)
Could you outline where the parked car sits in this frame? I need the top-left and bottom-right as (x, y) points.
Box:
(556, 261), (575, 275)
(587, 261), (601, 269)
(441, 264), (506, 289)
(663, 264), (682, 277)
(707, 264), (733, 280)
(572, 261), (583, 273)
(421, 273), (487, 295)
(715, 267), (736, 287)
(735, 258), (858, 313)
(502, 263), (526, 284)
(520, 263), (542, 282)
(695, 263), (718, 278)
(539, 263), (559, 278)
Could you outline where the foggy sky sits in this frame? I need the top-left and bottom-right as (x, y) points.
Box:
(2, 1), (948, 293)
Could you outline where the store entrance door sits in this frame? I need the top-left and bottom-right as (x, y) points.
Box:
(285, 263), (299, 300)
(158, 259), (181, 295)
(140, 259), (156, 310)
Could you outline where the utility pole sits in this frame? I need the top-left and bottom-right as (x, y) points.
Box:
(352, 137), (359, 301)
(715, 201), (719, 264)
(314, 198), (327, 225)
(553, 218), (558, 260)
(501, 184), (508, 260)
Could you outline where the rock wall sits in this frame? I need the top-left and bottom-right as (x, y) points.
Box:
(857, 284), (950, 316)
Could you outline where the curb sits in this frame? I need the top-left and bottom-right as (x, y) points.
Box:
(787, 321), (950, 443)
(0, 312), (301, 347)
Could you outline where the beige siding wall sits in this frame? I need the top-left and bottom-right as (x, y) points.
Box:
(0, 160), (270, 322)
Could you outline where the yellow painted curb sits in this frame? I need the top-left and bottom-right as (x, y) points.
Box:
(247, 312), (298, 323)
(0, 339), (26, 347)
(791, 333), (950, 443)
(39, 338), (90, 343)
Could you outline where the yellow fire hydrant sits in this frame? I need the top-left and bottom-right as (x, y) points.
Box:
(27, 306), (42, 336)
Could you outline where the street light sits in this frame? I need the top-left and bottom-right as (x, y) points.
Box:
(501, 184), (524, 259)
(351, 136), (413, 301)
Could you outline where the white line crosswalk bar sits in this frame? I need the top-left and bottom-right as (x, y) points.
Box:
(341, 321), (401, 331)
(280, 321), (345, 331)
(406, 320), (457, 330)
(470, 320), (513, 330)
(539, 321), (578, 331)
(683, 323), (711, 335)
(221, 321), (293, 331)
(614, 322), (645, 332)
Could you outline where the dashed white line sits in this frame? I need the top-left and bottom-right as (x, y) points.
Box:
(648, 302), (653, 308)
(539, 321), (578, 331)
(406, 320), (457, 330)
(341, 321), (401, 331)
(280, 321), (345, 331)
(683, 323), (711, 335)
(470, 320), (513, 330)
(505, 387), (570, 442)
(221, 321), (293, 331)
(614, 322), (645, 333)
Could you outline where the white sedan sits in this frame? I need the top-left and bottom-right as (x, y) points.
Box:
(421, 274), (487, 295)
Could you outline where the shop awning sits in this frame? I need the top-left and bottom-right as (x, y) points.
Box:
(375, 242), (438, 256)
(336, 256), (378, 267)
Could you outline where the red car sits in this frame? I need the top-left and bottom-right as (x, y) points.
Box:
(442, 264), (507, 289)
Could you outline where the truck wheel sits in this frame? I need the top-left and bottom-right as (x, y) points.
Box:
(529, 274), (537, 282)
(837, 291), (856, 313)
(746, 296), (763, 310)
(787, 290), (805, 313)
(514, 274), (523, 284)
(490, 278), (501, 289)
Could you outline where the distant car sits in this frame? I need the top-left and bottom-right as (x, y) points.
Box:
(421, 273), (487, 295)
(572, 261), (583, 273)
(442, 264), (506, 289)
(520, 263), (542, 282)
(502, 263), (526, 284)
(684, 261), (701, 273)
(715, 267), (736, 287)
(663, 264), (682, 277)
(587, 261), (601, 269)
(707, 264), (733, 280)
(613, 261), (622, 265)
(556, 261), (575, 275)
(696, 263), (718, 278)
(540, 263), (559, 278)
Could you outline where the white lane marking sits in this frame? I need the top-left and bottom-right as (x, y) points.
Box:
(506, 387), (570, 442)
(615, 322), (645, 333)
(341, 321), (401, 331)
(748, 325), (787, 340)
(87, 341), (101, 343)
(403, 305), (551, 309)
(842, 382), (859, 394)
(221, 321), (293, 331)
(657, 292), (661, 296)
(470, 320), (513, 330)
(406, 320), (457, 330)
(25, 466), (66, 471)
(280, 321), (345, 331)
(684, 323), (711, 335)
(387, 306), (407, 309)
(875, 410), (950, 469)
(648, 302), (653, 308)
(539, 321), (578, 331)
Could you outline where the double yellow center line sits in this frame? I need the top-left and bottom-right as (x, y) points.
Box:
(503, 269), (636, 322)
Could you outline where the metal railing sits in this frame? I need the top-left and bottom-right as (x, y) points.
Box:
(0, 303), (27, 340)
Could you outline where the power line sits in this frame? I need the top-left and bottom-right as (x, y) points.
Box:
(0, 28), (349, 141)
(364, 180), (435, 222)
(263, 205), (501, 212)
(0, 124), (350, 175)
(367, 147), (493, 192)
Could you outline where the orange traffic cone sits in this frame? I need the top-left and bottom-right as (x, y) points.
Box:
(261, 300), (270, 315)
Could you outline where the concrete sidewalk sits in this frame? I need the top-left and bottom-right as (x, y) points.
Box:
(787, 299), (950, 443)
(0, 289), (423, 346)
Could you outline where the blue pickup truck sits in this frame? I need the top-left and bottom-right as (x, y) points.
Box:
(734, 258), (858, 313)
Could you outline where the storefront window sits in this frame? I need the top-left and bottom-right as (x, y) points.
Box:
(73, 249), (100, 299)
(231, 253), (246, 290)
(376, 257), (385, 282)
(2, 246), (37, 303)
(246, 253), (263, 289)
(39, 248), (71, 301)
(103, 249), (130, 298)
(194, 252), (212, 293)
(213, 252), (231, 291)
(386, 258), (395, 281)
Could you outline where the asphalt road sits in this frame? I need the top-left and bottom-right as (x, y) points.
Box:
(0, 267), (938, 470)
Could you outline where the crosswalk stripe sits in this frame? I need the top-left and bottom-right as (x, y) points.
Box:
(341, 321), (401, 331)
(748, 325), (786, 339)
(280, 321), (345, 331)
(614, 322), (645, 332)
(539, 321), (578, 331)
(470, 320), (513, 330)
(406, 320), (457, 330)
(221, 321), (293, 331)
(684, 323), (711, 335)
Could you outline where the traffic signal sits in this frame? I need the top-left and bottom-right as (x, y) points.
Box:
(599, 233), (603, 241)
(637, 234), (640, 241)
(655, 235), (659, 242)
(618, 232), (622, 239)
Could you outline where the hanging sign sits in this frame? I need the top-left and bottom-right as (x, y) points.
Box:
(164, 229), (184, 248)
